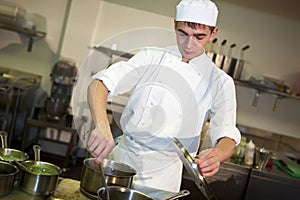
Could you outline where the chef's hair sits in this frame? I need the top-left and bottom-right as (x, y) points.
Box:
(175, 21), (215, 33)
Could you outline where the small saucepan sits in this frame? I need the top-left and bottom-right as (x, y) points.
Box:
(0, 131), (29, 162)
(18, 145), (62, 196)
(80, 158), (137, 199)
(0, 161), (19, 197)
(97, 186), (190, 200)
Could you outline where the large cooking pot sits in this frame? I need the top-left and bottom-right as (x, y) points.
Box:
(0, 131), (29, 162)
(97, 186), (190, 200)
(80, 158), (137, 199)
(0, 161), (19, 197)
(18, 145), (62, 196)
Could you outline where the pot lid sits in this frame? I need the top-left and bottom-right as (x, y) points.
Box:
(173, 137), (217, 200)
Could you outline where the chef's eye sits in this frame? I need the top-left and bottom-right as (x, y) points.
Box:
(178, 30), (188, 37)
(195, 36), (204, 41)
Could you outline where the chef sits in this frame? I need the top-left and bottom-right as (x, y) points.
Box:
(87, 0), (241, 192)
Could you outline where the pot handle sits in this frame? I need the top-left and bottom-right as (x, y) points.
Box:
(33, 145), (41, 161)
(163, 190), (190, 200)
(0, 131), (8, 148)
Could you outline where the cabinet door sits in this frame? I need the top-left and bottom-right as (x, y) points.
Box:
(181, 162), (250, 200)
(244, 173), (300, 200)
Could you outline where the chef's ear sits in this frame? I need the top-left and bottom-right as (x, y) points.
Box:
(209, 26), (218, 42)
(174, 19), (177, 29)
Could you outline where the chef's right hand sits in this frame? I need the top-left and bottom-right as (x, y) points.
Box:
(87, 121), (115, 164)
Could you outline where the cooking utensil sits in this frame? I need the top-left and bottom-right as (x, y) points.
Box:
(99, 164), (110, 200)
(224, 44), (250, 80)
(254, 147), (272, 170)
(239, 45), (250, 60)
(162, 190), (190, 200)
(13, 159), (32, 173)
(278, 160), (294, 174)
(33, 144), (40, 161)
(0, 161), (19, 197)
(97, 186), (190, 200)
(207, 38), (217, 60)
(18, 145), (62, 196)
(274, 160), (300, 178)
(222, 43), (236, 74)
(215, 39), (227, 68)
(252, 91), (260, 107)
(45, 97), (68, 121)
(0, 131), (29, 162)
(173, 137), (217, 200)
(80, 158), (137, 199)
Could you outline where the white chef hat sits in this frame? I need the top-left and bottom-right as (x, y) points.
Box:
(176, 0), (218, 27)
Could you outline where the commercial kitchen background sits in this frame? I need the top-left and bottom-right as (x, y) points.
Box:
(0, 0), (300, 142)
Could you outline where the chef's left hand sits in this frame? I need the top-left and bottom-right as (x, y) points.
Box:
(194, 137), (236, 177)
(194, 148), (221, 177)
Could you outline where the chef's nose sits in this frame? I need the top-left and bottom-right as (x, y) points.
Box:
(185, 36), (194, 47)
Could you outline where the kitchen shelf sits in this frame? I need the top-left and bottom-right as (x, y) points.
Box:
(234, 80), (300, 101)
(0, 22), (46, 51)
(92, 45), (134, 59)
(22, 118), (78, 168)
(0, 22), (46, 38)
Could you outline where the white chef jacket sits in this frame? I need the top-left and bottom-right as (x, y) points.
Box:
(92, 46), (241, 192)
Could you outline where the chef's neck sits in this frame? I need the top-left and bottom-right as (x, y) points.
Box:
(181, 57), (189, 63)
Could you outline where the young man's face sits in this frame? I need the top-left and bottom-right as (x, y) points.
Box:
(175, 21), (218, 62)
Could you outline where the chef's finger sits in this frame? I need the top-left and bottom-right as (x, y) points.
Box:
(88, 136), (102, 152)
(201, 166), (219, 177)
(198, 149), (212, 159)
(94, 142), (114, 164)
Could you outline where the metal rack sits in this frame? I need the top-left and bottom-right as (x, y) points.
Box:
(0, 76), (39, 145)
(235, 80), (300, 112)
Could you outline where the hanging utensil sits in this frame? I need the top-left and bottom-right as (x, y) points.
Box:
(215, 39), (227, 69)
(223, 43), (236, 74)
(227, 44), (250, 80)
(252, 91), (260, 107)
(272, 96), (282, 112)
(173, 137), (217, 200)
(207, 38), (218, 60)
(239, 45), (250, 60)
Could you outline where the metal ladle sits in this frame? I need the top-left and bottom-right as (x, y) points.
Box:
(99, 163), (110, 200)
(14, 160), (32, 173)
(14, 145), (42, 174)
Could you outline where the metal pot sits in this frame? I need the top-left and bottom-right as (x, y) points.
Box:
(0, 161), (19, 197)
(223, 45), (250, 80)
(97, 186), (190, 200)
(0, 131), (29, 162)
(18, 145), (62, 196)
(222, 57), (244, 80)
(80, 158), (137, 199)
